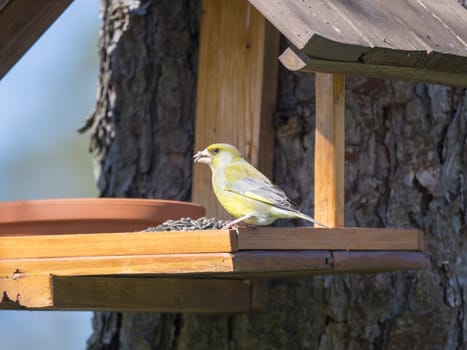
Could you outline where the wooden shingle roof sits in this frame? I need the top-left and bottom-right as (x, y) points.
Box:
(1, 0), (466, 86)
(250, 0), (467, 86)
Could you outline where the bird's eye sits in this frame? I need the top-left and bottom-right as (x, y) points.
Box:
(213, 148), (220, 154)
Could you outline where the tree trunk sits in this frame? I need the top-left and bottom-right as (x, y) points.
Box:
(85, 1), (467, 349)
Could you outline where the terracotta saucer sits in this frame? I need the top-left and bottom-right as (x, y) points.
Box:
(0, 198), (205, 235)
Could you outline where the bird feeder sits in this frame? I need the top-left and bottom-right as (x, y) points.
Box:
(1, 0), (465, 312)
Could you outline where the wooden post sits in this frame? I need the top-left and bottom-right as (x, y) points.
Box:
(314, 73), (345, 227)
(192, 0), (279, 219)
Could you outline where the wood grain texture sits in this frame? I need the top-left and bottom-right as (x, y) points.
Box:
(192, 0), (279, 218)
(0, 253), (236, 277)
(252, 0), (467, 85)
(0, 0), (72, 78)
(279, 47), (467, 87)
(0, 249), (429, 310)
(0, 226), (424, 263)
(0, 275), (52, 308)
(331, 251), (431, 273)
(250, 279), (268, 310)
(250, 0), (467, 54)
(52, 276), (252, 312)
(0, 230), (237, 259)
(0, 250), (331, 279)
(314, 73), (345, 227)
(237, 227), (424, 251)
(233, 250), (331, 273)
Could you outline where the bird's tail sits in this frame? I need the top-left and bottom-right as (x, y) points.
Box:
(294, 211), (329, 228)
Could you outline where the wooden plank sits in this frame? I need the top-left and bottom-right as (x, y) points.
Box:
(0, 230), (237, 259)
(249, 0), (467, 59)
(415, 0), (467, 57)
(279, 47), (467, 88)
(231, 251), (429, 277)
(250, 0), (356, 51)
(0, 250), (332, 278)
(321, 0), (466, 58)
(0, 275), (52, 308)
(252, 0), (467, 54)
(425, 52), (467, 75)
(0, 253), (236, 277)
(237, 227), (423, 251)
(0, 250), (429, 310)
(0, 0), (72, 78)
(233, 250), (331, 273)
(192, 0), (279, 219)
(250, 279), (268, 310)
(314, 73), (345, 227)
(230, 251), (428, 277)
(251, 0), (467, 82)
(331, 251), (431, 273)
(0, 250), (331, 278)
(0, 226), (424, 263)
(52, 276), (252, 312)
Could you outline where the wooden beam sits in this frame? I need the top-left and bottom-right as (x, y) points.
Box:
(0, 0), (72, 78)
(331, 251), (431, 273)
(279, 47), (467, 88)
(0, 230), (237, 259)
(237, 227), (424, 251)
(0, 275), (256, 311)
(2, 247), (428, 280)
(250, 0), (467, 86)
(192, 0), (279, 218)
(0, 250), (429, 310)
(314, 73), (345, 227)
(0, 253), (236, 277)
(1, 275), (52, 308)
(233, 250), (331, 273)
(0, 227), (424, 263)
(250, 279), (268, 310)
(0, 250), (331, 279)
(232, 251), (429, 277)
(52, 277), (253, 312)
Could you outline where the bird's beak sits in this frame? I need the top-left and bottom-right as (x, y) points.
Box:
(193, 149), (211, 164)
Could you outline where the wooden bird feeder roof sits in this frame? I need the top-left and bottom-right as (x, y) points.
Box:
(251, 0), (467, 87)
(1, 0), (466, 84)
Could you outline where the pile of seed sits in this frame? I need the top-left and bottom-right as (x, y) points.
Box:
(143, 217), (228, 232)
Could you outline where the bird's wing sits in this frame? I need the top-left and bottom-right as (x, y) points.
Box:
(223, 161), (301, 212)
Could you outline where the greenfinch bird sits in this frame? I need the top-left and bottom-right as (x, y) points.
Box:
(193, 143), (326, 227)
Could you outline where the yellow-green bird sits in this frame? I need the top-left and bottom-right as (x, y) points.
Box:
(193, 143), (326, 227)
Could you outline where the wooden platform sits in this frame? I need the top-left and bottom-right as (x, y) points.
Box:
(0, 227), (429, 311)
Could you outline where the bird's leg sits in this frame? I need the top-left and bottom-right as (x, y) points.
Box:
(222, 214), (255, 233)
(313, 220), (329, 228)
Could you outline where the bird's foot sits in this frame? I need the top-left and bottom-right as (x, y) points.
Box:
(222, 222), (236, 230)
(222, 222), (259, 237)
(222, 222), (240, 236)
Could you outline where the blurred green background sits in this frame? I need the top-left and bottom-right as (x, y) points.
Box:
(0, 1), (99, 348)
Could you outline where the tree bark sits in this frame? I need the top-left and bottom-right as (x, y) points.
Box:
(86, 1), (467, 349)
